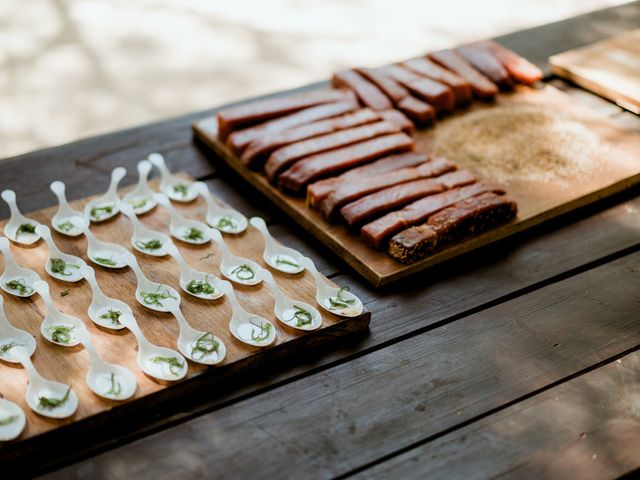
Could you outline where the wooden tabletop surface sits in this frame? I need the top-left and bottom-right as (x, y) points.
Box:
(2, 3), (640, 478)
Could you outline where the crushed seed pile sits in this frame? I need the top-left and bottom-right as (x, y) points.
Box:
(432, 104), (598, 183)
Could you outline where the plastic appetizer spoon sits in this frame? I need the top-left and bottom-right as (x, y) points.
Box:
(122, 160), (157, 215)
(0, 237), (40, 298)
(79, 264), (130, 331)
(193, 182), (247, 234)
(120, 203), (171, 257)
(210, 228), (261, 286)
(165, 300), (226, 365)
(154, 193), (211, 245)
(217, 280), (276, 347)
(249, 217), (304, 274)
(84, 167), (126, 223)
(76, 328), (137, 401)
(11, 345), (79, 419)
(81, 225), (129, 269)
(50, 181), (89, 237)
(117, 313), (188, 382)
(1, 190), (41, 245)
(0, 295), (36, 363)
(258, 269), (322, 331)
(148, 153), (198, 203)
(165, 243), (223, 301)
(33, 281), (85, 347)
(299, 257), (364, 317)
(124, 252), (181, 313)
(36, 225), (86, 283)
(0, 397), (26, 441)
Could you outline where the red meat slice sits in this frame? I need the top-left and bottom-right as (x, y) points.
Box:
(457, 44), (513, 90)
(402, 57), (472, 105)
(356, 68), (409, 104)
(480, 40), (543, 85)
(429, 50), (498, 100)
(396, 96), (436, 126)
(379, 109), (414, 133)
(332, 70), (393, 111)
(377, 65), (455, 113)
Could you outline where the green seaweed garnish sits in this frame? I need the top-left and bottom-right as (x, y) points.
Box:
(94, 256), (117, 266)
(183, 227), (204, 241)
(128, 197), (148, 210)
(150, 356), (184, 376)
(0, 342), (19, 358)
(173, 184), (189, 197)
(99, 308), (121, 325)
(90, 205), (114, 219)
(199, 252), (215, 261)
(105, 373), (122, 397)
(38, 387), (71, 410)
(50, 258), (80, 276)
(4, 278), (33, 296)
(57, 221), (75, 233)
(47, 325), (74, 344)
(135, 239), (162, 251)
(16, 223), (36, 238)
(250, 318), (272, 343)
(186, 277), (216, 296)
(60, 289), (70, 297)
(215, 216), (237, 231)
(0, 415), (19, 426)
(328, 286), (355, 310)
(140, 285), (177, 307)
(286, 305), (313, 327)
(230, 264), (254, 281)
(190, 332), (219, 360)
(275, 256), (300, 269)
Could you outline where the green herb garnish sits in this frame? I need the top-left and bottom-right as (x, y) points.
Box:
(190, 332), (219, 360)
(199, 253), (215, 261)
(275, 256), (300, 269)
(5, 278), (34, 296)
(90, 205), (114, 219)
(328, 286), (355, 310)
(140, 285), (177, 307)
(186, 276), (215, 296)
(250, 318), (272, 343)
(57, 220), (75, 233)
(135, 239), (162, 251)
(183, 227), (204, 241)
(173, 184), (189, 197)
(105, 373), (122, 397)
(94, 256), (117, 266)
(128, 197), (148, 209)
(0, 415), (19, 426)
(50, 258), (80, 276)
(215, 216), (237, 231)
(47, 325), (74, 344)
(230, 264), (254, 281)
(38, 387), (71, 410)
(99, 308), (121, 325)
(60, 289), (70, 297)
(16, 223), (36, 238)
(286, 305), (313, 327)
(0, 342), (19, 357)
(150, 356), (184, 377)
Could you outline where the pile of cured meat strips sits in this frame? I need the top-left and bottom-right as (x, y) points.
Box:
(216, 41), (542, 264)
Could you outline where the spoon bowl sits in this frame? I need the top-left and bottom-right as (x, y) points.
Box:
(250, 217), (304, 274)
(149, 153), (198, 203)
(154, 193), (211, 245)
(37, 225), (86, 282)
(34, 281), (85, 347)
(84, 167), (126, 222)
(80, 264), (130, 330)
(0, 398), (26, 441)
(121, 203), (171, 257)
(1, 190), (41, 245)
(81, 225), (129, 269)
(165, 243), (224, 301)
(122, 160), (157, 215)
(194, 182), (247, 234)
(0, 295), (36, 363)
(125, 253), (181, 312)
(50, 181), (89, 237)
(0, 237), (40, 298)
(210, 229), (262, 286)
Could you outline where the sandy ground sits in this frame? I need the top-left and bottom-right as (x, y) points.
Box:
(0, 0), (628, 159)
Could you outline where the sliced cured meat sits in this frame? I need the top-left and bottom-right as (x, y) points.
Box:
(396, 96), (436, 126)
(278, 132), (414, 193)
(402, 57), (472, 105)
(456, 44), (513, 90)
(332, 70), (393, 111)
(379, 109), (414, 133)
(319, 157), (456, 219)
(216, 88), (356, 140)
(241, 108), (381, 168)
(356, 68), (409, 104)
(429, 50), (498, 100)
(388, 192), (517, 263)
(227, 100), (358, 155)
(265, 120), (401, 181)
(480, 40), (543, 85)
(360, 182), (504, 248)
(434, 169), (476, 189)
(307, 152), (428, 208)
(340, 178), (445, 226)
(378, 65), (455, 113)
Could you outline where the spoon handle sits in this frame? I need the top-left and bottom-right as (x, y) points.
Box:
(165, 243), (191, 279)
(11, 346), (43, 383)
(209, 228), (233, 264)
(218, 280), (241, 310)
(124, 253), (147, 285)
(249, 217), (276, 249)
(1, 190), (20, 217)
(117, 312), (150, 349)
(148, 153), (171, 178)
(107, 167), (127, 197)
(0, 237), (16, 264)
(258, 268), (287, 309)
(166, 300), (190, 332)
(154, 193), (181, 222)
(136, 160), (151, 188)
(35, 225), (61, 257)
(33, 280), (58, 314)
(50, 181), (71, 210)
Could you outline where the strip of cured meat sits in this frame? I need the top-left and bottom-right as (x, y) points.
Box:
(241, 108), (381, 168)
(332, 70), (393, 111)
(396, 96), (436, 126)
(356, 68), (409, 104)
(319, 157), (456, 219)
(479, 40), (543, 85)
(379, 109), (414, 133)
(435, 169), (476, 189)
(378, 65), (455, 113)
(278, 132), (414, 193)
(307, 152), (428, 208)
(360, 182), (504, 248)
(227, 99), (359, 155)
(265, 120), (401, 181)
(388, 192), (517, 263)
(456, 44), (513, 90)
(217, 89), (356, 141)
(402, 57), (472, 105)
(428, 50), (498, 100)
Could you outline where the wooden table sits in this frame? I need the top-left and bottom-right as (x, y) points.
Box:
(2, 3), (640, 478)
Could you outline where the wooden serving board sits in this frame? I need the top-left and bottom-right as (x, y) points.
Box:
(193, 84), (640, 287)
(0, 178), (370, 447)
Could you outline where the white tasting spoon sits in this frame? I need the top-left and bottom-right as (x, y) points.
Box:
(10, 345), (79, 419)
(81, 225), (129, 269)
(0, 397), (26, 441)
(154, 193), (211, 245)
(120, 202), (171, 257)
(165, 300), (226, 365)
(50, 181), (89, 237)
(0, 294), (36, 363)
(124, 252), (181, 313)
(122, 160), (157, 215)
(79, 264), (130, 331)
(164, 242), (224, 301)
(117, 313), (188, 382)
(299, 257), (364, 317)
(1, 190), (41, 245)
(210, 228), (262, 286)
(0, 237), (40, 298)
(148, 153), (198, 203)
(258, 268), (322, 331)
(249, 217), (304, 274)
(84, 167), (126, 223)
(36, 225), (86, 283)
(33, 280), (85, 347)
(217, 280), (276, 347)
(193, 182), (247, 234)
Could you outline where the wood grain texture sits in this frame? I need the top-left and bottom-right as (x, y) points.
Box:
(193, 84), (640, 286)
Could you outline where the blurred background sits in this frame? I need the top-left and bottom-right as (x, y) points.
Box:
(0, 0), (628, 159)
